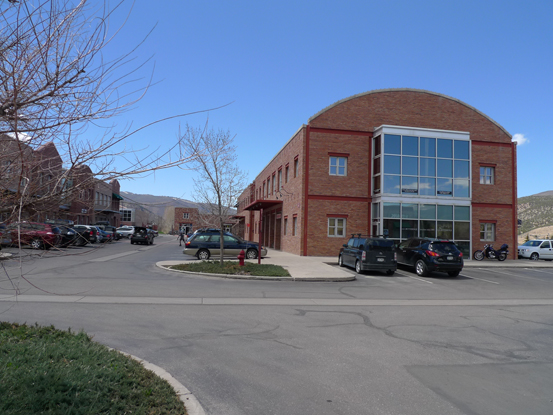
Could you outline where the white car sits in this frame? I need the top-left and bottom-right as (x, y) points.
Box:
(116, 226), (134, 238)
(518, 240), (553, 261)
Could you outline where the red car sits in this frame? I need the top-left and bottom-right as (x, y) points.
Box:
(6, 222), (61, 250)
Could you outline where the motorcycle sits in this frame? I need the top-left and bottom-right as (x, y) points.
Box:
(473, 243), (509, 261)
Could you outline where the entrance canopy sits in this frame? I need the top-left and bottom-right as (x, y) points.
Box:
(243, 199), (283, 211)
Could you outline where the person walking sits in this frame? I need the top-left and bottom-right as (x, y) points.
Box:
(179, 229), (185, 246)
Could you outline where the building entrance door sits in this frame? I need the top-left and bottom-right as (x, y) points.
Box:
(275, 212), (282, 250)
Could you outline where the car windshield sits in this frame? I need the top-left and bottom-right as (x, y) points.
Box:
(521, 240), (543, 247)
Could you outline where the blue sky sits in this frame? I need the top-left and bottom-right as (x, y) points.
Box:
(95, 0), (552, 200)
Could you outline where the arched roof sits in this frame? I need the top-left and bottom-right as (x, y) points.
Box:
(308, 88), (511, 138)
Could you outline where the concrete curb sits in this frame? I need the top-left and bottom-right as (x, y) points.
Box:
(156, 261), (356, 282)
(114, 349), (206, 415)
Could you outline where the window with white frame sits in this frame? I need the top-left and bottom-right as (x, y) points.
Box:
(328, 217), (346, 237)
(480, 222), (495, 241)
(183, 212), (189, 219)
(278, 169), (282, 190)
(480, 166), (494, 184)
(329, 157), (347, 176)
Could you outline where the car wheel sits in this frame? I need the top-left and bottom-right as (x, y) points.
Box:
(197, 249), (210, 260)
(386, 270), (395, 276)
(530, 253), (539, 261)
(30, 238), (44, 250)
(338, 255), (344, 267)
(448, 270), (460, 277)
(415, 260), (429, 277)
(246, 249), (258, 259)
(355, 260), (363, 274)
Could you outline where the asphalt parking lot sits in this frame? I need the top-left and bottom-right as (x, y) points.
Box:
(1, 236), (553, 415)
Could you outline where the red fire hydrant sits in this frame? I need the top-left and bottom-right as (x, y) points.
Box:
(238, 249), (245, 266)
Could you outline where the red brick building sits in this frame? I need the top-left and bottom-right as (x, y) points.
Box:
(236, 88), (517, 258)
(172, 207), (239, 235)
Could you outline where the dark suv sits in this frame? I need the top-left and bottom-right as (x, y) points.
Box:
(396, 238), (464, 277)
(339, 235), (397, 275)
(130, 227), (154, 245)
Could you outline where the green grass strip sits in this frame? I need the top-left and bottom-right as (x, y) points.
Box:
(0, 322), (187, 415)
(169, 261), (291, 277)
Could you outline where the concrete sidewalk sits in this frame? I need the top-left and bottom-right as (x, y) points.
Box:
(158, 249), (553, 281)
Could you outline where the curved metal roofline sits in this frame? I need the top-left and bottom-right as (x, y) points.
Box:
(307, 88), (512, 138)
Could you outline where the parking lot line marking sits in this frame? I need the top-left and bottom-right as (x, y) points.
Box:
(525, 268), (553, 275)
(406, 275), (434, 284)
(461, 274), (500, 284)
(479, 268), (545, 280)
(89, 251), (139, 262)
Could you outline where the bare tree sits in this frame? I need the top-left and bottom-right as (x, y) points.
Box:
(0, 1), (233, 298)
(0, 0), (222, 228)
(180, 124), (247, 265)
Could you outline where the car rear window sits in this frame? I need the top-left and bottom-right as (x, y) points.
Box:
(429, 242), (460, 254)
(367, 239), (395, 251)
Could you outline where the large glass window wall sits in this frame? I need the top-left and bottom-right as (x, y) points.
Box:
(378, 134), (470, 198)
(380, 202), (471, 257)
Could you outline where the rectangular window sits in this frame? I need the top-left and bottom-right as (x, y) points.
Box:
(278, 169), (282, 190)
(183, 212), (189, 219)
(480, 223), (495, 241)
(480, 166), (495, 184)
(284, 217), (288, 235)
(285, 166), (289, 183)
(294, 158), (299, 178)
(263, 182), (266, 198)
(328, 218), (346, 237)
(293, 216), (297, 236)
(272, 174), (275, 194)
(329, 157), (347, 176)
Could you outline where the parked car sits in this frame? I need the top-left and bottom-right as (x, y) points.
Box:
(95, 226), (111, 243)
(518, 239), (553, 261)
(70, 225), (94, 246)
(103, 225), (122, 241)
(5, 222), (61, 250)
(339, 235), (397, 275)
(0, 223), (11, 246)
(396, 237), (464, 277)
(130, 227), (154, 245)
(56, 225), (78, 248)
(116, 226), (134, 238)
(183, 230), (267, 260)
(72, 225), (99, 243)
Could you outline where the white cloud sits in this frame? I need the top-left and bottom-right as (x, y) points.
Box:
(512, 133), (529, 145)
(7, 132), (31, 142)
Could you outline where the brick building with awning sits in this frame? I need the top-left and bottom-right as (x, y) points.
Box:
(236, 88), (517, 258)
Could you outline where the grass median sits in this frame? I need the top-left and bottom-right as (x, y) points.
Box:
(168, 261), (291, 277)
(0, 322), (187, 415)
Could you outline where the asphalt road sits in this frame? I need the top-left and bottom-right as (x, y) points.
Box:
(2, 235), (553, 415)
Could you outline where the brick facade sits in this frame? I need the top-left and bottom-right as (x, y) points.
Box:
(237, 89), (517, 258)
